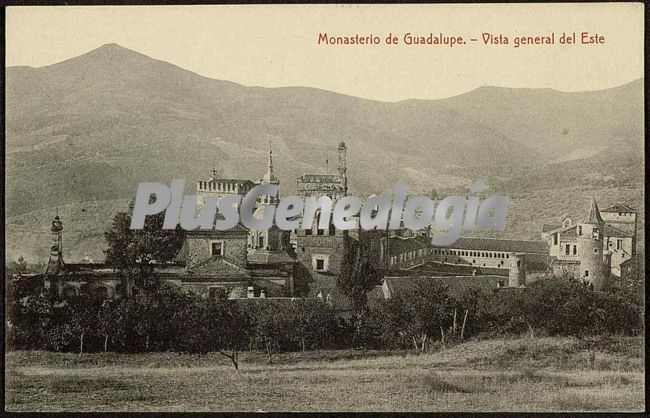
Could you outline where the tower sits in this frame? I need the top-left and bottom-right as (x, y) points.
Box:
(259, 140), (280, 202)
(295, 143), (349, 285)
(337, 142), (347, 194)
(576, 198), (609, 290)
(508, 252), (526, 287)
(250, 141), (285, 251)
(45, 214), (64, 275)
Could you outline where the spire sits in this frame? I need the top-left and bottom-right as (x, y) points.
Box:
(260, 140), (279, 184)
(582, 197), (604, 224)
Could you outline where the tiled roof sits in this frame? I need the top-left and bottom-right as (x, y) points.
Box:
(600, 203), (636, 213)
(542, 223), (561, 233)
(184, 257), (251, 281)
(405, 261), (509, 276)
(582, 198), (604, 224)
(247, 250), (296, 264)
(604, 224), (634, 238)
(388, 236), (430, 256)
(185, 223), (249, 235)
(437, 237), (548, 254)
(383, 275), (507, 300)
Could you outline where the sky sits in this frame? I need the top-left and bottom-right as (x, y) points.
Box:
(5, 4), (644, 102)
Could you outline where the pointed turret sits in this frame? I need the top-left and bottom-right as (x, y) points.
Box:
(260, 140), (279, 185)
(583, 197), (604, 224)
(577, 198), (609, 291)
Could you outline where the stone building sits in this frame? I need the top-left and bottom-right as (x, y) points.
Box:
(543, 198), (615, 290)
(42, 145), (297, 301)
(294, 142), (351, 291)
(542, 198), (635, 280)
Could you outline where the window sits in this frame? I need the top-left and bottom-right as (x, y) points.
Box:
(553, 234), (558, 245)
(313, 255), (329, 272)
(617, 239), (623, 250)
(211, 241), (223, 256)
(594, 248), (599, 254)
(577, 226), (582, 236)
(329, 222), (336, 236)
(565, 244), (570, 255)
(317, 228), (324, 236)
(258, 236), (265, 248)
(592, 228), (599, 240)
(584, 270), (589, 277)
(573, 245), (577, 255)
(517, 260), (521, 268)
(305, 228), (312, 235)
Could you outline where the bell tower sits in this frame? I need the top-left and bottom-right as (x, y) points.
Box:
(45, 213), (64, 275)
(337, 142), (347, 194)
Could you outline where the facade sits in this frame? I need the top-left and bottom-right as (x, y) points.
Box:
(543, 198), (614, 290)
(37, 145), (631, 302)
(43, 146), (298, 301)
(542, 199), (635, 278)
(295, 142), (350, 290)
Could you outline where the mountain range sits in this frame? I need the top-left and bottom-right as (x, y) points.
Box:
(5, 43), (644, 261)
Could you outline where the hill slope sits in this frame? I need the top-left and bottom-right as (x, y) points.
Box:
(5, 44), (644, 262)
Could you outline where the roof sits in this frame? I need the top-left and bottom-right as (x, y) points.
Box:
(542, 223), (561, 233)
(604, 224), (634, 238)
(185, 223), (249, 235)
(183, 257), (251, 281)
(203, 178), (255, 186)
(436, 237), (548, 254)
(389, 236), (430, 256)
(247, 250), (296, 264)
(582, 198), (604, 224)
(383, 275), (507, 300)
(600, 203), (636, 214)
(407, 262), (509, 276)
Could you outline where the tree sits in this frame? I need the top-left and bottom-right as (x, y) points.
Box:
(96, 300), (127, 352)
(67, 295), (100, 354)
(104, 200), (184, 294)
(207, 301), (248, 370)
(338, 237), (382, 345)
(378, 280), (452, 351)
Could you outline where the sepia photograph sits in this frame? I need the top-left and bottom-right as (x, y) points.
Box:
(4, 4), (645, 413)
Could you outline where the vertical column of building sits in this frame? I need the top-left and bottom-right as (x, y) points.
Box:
(338, 142), (347, 195)
(508, 253), (526, 287)
(576, 198), (609, 291)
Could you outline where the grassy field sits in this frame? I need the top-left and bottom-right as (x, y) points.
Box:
(5, 335), (644, 412)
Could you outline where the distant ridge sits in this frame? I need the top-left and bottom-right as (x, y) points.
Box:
(5, 43), (643, 218)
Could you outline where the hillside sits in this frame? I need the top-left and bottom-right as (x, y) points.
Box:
(5, 44), (644, 262)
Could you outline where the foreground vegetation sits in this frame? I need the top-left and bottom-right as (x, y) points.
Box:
(5, 335), (644, 412)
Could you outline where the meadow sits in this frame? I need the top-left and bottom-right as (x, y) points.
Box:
(5, 335), (644, 412)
